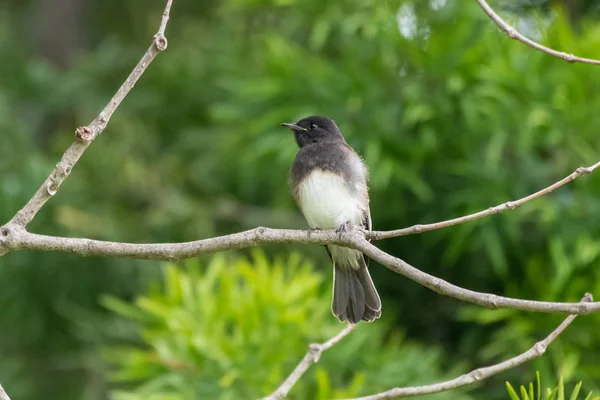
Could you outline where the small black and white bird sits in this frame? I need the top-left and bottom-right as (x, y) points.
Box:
(282, 116), (381, 323)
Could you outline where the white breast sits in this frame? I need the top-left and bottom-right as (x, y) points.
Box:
(297, 169), (365, 229)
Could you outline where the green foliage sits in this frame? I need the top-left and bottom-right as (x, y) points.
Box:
(506, 372), (600, 400)
(104, 251), (471, 400)
(2, 0), (600, 399)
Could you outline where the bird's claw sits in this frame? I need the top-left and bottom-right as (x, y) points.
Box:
(336, 221), (352, 239)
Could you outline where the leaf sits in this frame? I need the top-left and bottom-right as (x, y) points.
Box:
(549, 239), (573, 294)
(482, 225), (509, 278)
(315, 367), (332, 400)
(570, 382), (583, 400)
(404, 103), (434, 125)
(537, 372), (541, 400)
(101, 295), (150, 322)
(506, 382), (521, 400)
(310, 18), (331, 50)
(521, 385), (531, 400)
(530, 382), (534, 400)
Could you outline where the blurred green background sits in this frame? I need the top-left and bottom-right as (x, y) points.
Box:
(2, 0), (600, 399)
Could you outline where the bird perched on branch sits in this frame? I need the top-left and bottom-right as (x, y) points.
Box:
(281, 116), (381, 323)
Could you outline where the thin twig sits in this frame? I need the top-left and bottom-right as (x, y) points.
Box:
(2, 227), (599, 315)
(0, 384), (10, 400)
(347, 294), (591, 399)
(476, 0), (600, 65)
(369, 161), (600, 239)
(157, 0), (173, 37)
(6, 0), (174, 228)
(261, 324), (357, 400)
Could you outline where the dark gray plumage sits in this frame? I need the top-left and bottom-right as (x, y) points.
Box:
(282, 116), (381, 323)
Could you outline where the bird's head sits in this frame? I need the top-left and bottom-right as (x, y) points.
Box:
(281, 115), (344, 148)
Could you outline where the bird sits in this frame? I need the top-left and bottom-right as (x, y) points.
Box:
(281, 115), (381, 323)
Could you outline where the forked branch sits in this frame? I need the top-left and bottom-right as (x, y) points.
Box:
(369, 161), (600, 239)
(2, 222), (600, 315)
(5, 0), (174, 229)
(261, 324), (357, 400)
(0, 0), (174, 391)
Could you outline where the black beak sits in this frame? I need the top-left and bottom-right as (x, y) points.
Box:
(280, 122), (306, 131)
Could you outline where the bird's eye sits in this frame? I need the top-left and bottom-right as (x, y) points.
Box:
(308, 123), (318, 130)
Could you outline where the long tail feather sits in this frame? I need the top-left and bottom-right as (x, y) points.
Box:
(332, 251), (381, 323)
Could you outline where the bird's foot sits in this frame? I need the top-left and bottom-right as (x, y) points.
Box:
(336, 221), (352, 239)
(307, 227), (320, 238)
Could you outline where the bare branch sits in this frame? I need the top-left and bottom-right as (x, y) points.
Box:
(156, 0), (173, 38)
(355, 237), (599, 314)
(0, 226), (336, 260)
(369, 161), (600, 240)
(2, 227), (600, 315)
(476, 0), (600, 65)
(261, 324), (357, 400)
(5, 0), (174, 229)
(347, 294), (591, 400)
(0, 384), (10, 400)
